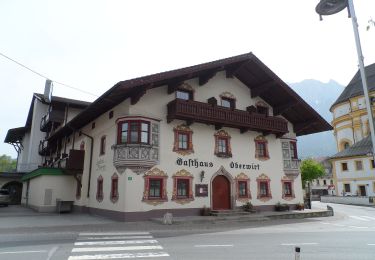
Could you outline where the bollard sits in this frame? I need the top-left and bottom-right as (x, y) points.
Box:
(295, 247), (300, 260)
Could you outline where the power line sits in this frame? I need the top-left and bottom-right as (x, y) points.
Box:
(0, 51), (99, 97)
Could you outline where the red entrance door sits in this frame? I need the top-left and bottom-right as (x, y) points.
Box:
(212, 175), (231, 210)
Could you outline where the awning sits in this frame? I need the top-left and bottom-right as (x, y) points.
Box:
(21, 168), (65, 182)
(4, 127), (27, 143)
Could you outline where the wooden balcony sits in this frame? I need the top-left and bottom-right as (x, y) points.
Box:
(40, 110), (65, 132)
(50, 149), (85, 174)
(167, 99), (288, 136)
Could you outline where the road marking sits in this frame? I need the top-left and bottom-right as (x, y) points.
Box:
(0, 250), (47, 255)
(320, 222), (330, 225)
(333, 224), (345, 227)
(347, 226), (368, 229)
(68, 252), (170, 260)
(194, 244), (233, 247)
(75, 240), (159, 246)
(349, 216), (371, 222)
(46, 246), (59, 260)
(360, 216), (375, 220)
(79, 232), (150, 236)
(281, 243), (318, 246)
(72, 245), (163, 253)
(77, 235), (153, 240)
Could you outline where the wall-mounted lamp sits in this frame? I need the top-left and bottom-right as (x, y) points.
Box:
(200, 171), (205, 182)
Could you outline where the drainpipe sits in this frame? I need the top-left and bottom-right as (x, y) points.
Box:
(79, 131), (94, 198)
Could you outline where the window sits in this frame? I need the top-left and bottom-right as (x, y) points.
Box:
(283, 182), (292, 196)
(177, 179), (189, 198)
(344, 183), (351, 193)
(173, 125), (194, 155)
(214, 130), (232, 158)
(176, 90), (192, 100)
(371, 159), (375, 169)
(290, 142), (298, 159)
(257, 174), (272, 201)
(149, 179), (162, 198)
(344, 142), (350, 149)
(330, 180), (333, 185)
(118, 120), (150, 144)
(109, 111), (114, 119)
(238, 181), (247, 197)
(341, 162), (348, 171)
(355, 160), (363, 171)
(281, 177), (295, 200)
(255, 135), (269, 160)
(92, 122), (95, 129)
(221, 97), (235, 109)
(80, 141), (85, 150)
(100, 136), (106, 155)
(323, 180), (327, 185)
(256, 105), (268, 116)
(110, 173), (119, 203)
(142, 168), (168, 204)
(235, 173), (251, 201)
(172, 169), (194, 203)
(317, 179), (320, 185)
(96, 175), (103, 202)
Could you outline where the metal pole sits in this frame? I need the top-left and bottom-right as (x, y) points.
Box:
(348, 0), (375, 159)
(295, 247), (301, 260)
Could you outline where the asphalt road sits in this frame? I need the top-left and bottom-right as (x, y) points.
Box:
(0, 202), (374, 259)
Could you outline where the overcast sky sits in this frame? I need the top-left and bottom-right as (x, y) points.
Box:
(1, 0), (375, 158)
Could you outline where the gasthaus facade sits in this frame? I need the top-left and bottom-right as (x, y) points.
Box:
(5, 53), (331, 221)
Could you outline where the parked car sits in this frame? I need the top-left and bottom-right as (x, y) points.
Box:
(0, 189), (10, 206)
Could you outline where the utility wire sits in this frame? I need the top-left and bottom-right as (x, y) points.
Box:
(0, 51), (99, 97)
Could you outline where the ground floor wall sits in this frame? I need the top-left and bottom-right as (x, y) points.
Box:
(21, 175), (76, 212)
(336, 179), (375, 197)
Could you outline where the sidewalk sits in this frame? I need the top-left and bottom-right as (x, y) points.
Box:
(0, 205), (333, 230)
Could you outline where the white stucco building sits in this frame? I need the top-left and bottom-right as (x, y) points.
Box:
(5, 53), (331, 220)
(330, 63), (375, 197)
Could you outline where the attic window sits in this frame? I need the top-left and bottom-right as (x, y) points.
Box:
(176, 90), (193, 101)
(92, 122), (96, 129)
(109, 111), (114, 119)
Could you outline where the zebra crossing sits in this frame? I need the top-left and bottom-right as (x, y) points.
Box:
(68, 232), (170, 260)
(320, 215), (375, 229)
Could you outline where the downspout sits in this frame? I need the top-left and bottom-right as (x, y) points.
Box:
(80, 131), (94, 198)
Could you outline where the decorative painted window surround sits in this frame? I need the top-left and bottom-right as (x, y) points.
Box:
(256, 101), (269, 116)
(172, 169), (194, 204)
(255, 135), (269, 161)
(256, 173), (272, 202)
(142, 168), (168, 205)
(235, 172), (251, 202)
(110, 173), (119, 203)
(173, 125), (194, 156)
(175, 83), (194, 101)
(214, 130), (232, 158)
(96, 175), (104, 202)
(219, 92), (236, 109)
(281, 176), (295, 200)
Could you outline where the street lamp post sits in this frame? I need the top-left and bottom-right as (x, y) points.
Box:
(316, 0), (375, 160)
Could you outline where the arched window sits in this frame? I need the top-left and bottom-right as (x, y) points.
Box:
(110, 173), (119, 203)
(96, 175), (103, 202)
(100, 136), (106, 155)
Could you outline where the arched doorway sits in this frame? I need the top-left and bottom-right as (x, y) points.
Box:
(212, 175), (231, 210)
(2, 181), (23, 205)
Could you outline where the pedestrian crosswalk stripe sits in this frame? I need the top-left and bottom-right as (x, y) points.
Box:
(349, 216), (371, 221)
(77, 235), (154, 240)
(79, 232), (150, 236)
(68, 252), (170, 260)
(75, 240), (159, 246)
(72, 245), (164, 253)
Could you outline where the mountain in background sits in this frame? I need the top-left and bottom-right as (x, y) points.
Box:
(289, 79), (345, 158)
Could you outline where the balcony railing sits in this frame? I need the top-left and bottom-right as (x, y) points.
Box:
(40, 110), (65, 132)
(49, 149), (85, 174)
(167, 99), (288, 136)
(38, 140), (49, 156)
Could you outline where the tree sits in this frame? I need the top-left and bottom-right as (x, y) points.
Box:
(0, 155), (16, 172)
(300, 158), (325, 189)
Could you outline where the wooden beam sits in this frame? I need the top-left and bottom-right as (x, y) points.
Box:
(294, 120), (316, 133)
(186, 120), (193, 126)
(199, 70), (217, 86)
(251, 81), (275, 98)
(215, 125), (222, 130)
(240, 128), (248, 134)
(130, 87), (148, 105)
(225, 61), (249, 78)
(273, 100), (299, 116)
